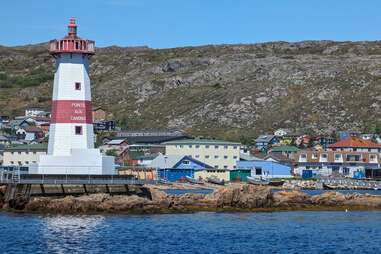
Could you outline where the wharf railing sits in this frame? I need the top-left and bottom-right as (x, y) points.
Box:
(0, 167), (156, 185)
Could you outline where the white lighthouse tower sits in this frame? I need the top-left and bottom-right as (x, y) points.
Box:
(31, 18), (115, 175)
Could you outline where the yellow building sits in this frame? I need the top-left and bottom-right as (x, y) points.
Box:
(3, 144), (47, 166)
(194, 169), (230, 181)
(164, 139), (241, 170)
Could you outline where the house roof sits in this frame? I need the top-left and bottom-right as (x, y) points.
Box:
(265, 153), (292, 163)
(150, 154), (212, 169)
(328, 137), (381, 149)
(163, 138), (241, 146)
(255, 135), (276, 143)
(5, 143), (48, 152)
(271, 145), (300, 153)
(107, 139), (127, 145)
(0, 135), (9, 141)
(24, 126), (43, 133)
(119, 135), (190, 144)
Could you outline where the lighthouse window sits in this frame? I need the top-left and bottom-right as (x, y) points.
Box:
(75, 82), (81, 90)
(75, 126), (83, 135)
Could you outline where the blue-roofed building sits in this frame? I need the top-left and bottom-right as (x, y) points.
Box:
(150, 154), (213, 182)
(255, 135), (280, 152)
(237, 160), (293, 179)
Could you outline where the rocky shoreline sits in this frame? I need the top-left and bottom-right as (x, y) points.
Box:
(1, 184), (381, 214)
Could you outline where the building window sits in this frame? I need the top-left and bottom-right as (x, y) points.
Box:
(214, 145), (219, 149)
(334, 154), (341, 160)
(188, 145), (192, 148)
(180, 145), (183, 148)
(214, 165), (218, 169)
(214, 155), (219, 159)
(25, 161), (29, 164)
(224, 145), (228, 149)
(233, 156), (238, 159)
(255, 167), (262, 175)
(195, 155), (200, 158)
(75, 82), (81, 90)
(233, 146), (237, 149)
(205, 155), (210, 159)
(195, 145), (200, 148)
(10, 161), (14, 165)
(300, 154), (307, 159)
(223, 165), (228, 169)
(224, 155), (228, 159)
(75, 126), (83, 135)
(312, 153), (318, 160)
(205, 145), (210, 149)
(321, 154), (327, 159)
(182, 160), (190, 165)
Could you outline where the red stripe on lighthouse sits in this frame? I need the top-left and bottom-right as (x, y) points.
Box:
(51, 100), (93, 124)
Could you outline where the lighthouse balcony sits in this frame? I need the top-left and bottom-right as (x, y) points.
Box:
(49, 39), (95, 55)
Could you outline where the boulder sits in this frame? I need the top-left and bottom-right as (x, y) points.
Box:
(311, 192), (346, 206)
(273, 191), (311, 206)
(206, 184), (273, 209)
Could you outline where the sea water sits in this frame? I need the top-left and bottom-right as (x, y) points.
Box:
(0, 211), (380, 253)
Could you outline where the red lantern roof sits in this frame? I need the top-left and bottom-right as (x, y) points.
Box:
(49, 18), (95, 56)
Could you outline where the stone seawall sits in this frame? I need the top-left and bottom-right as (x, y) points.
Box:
(1, 184), (381, 214)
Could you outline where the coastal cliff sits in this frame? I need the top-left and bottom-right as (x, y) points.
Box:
(1, 184), (380, 213)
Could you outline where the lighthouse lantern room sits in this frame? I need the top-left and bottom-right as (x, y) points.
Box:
(30, 18), (115, 175)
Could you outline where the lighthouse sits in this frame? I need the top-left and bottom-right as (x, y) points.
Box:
(31, 18), (115, 175)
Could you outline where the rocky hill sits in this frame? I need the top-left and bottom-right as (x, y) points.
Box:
(1, 41), (381, 141)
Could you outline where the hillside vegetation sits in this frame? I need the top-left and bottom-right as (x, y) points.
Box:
(0, 41), (381, 141)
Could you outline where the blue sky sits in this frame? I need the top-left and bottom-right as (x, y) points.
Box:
(2, 0), (381, 48)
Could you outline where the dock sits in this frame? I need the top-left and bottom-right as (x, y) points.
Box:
(0, 168), (157, 208)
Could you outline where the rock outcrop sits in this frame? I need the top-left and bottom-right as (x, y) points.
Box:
(2, 185), (381, 214)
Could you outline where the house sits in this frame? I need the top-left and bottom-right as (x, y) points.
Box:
(269, 145), (300, 160)
(23, 126), (45, 141)
(194, 169), (230, 182)
(0, 135), (10, 145)
(317, 136), (337, 148)
(163, 139), (241, 170)
(92, 107), (106, 122)
(0, 115), (10, 124)
(255, 135), (279, 151)
(136, 154), (158, 166)
(294, 150), (380, 179)
(2, 144), (47, 166)
(94, 120), (115, 132)
(151, 154), (213, 182)
(25, 108), (46, 117)
(39, 123), (50, 135)
(237, 160), (293, 179)
(327, 136), (381, 153)
(274, 128), (291, 137)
